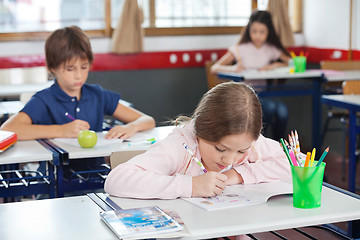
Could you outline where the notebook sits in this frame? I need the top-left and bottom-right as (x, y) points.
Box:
(0, 130), (17, 152)
(183, 180), (293, 211)
(100, 206), (183, 239)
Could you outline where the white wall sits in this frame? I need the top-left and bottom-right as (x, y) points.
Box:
(1, 0), (359, 57)
(303, 0), (359, 51)
(0, 33), (305, 57)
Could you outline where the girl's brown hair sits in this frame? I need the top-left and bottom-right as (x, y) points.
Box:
(45, 26), (93, 71)
(193, 82), (263, 142)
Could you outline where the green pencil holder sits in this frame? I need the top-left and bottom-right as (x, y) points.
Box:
(293, 56), (307, 73)
(291, 161), (326, 209)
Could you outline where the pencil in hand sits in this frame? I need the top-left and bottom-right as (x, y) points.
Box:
(183, 143), (208, 173)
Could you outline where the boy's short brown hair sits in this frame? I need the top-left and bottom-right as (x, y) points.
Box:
(45, 26), (93, 71)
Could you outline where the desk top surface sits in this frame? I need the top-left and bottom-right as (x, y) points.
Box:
(0, 81), (53, 97)
(217, 69), (323, 80)
(322, 94), (360, 107)
(0, 195), (116, 240)
(0, 184), (359, 240)
(324, 70), (360, 82)
(49, 126), (175, 159)
(0, 140), (53, 164)
(0, 101), (24, 115)
(105, 185), (360, 239)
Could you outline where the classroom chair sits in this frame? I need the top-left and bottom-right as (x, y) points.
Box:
(109, 150), (146, 169)
(320, 60), (360, 146)
(321, 79), (360, 179)
(205, 60), (227, 89)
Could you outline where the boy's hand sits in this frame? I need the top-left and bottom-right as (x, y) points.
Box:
(192, 172), (228, 197)
(105, 125), (137, 139)
(62, 119), (90, 138)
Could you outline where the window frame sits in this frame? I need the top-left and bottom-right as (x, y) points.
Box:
(0, 0), (301, 41)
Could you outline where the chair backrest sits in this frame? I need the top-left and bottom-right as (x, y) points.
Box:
(320, 60), (360, 94)
(320, 60), (360, 70)
(205, 60), (226, 89)
(342, 80), (360, 95)
(109, 150), (146, 169)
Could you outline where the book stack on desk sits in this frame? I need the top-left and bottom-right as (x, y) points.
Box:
(0, 130), (17, 153)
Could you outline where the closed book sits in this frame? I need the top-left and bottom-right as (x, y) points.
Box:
(0, 130), (17, 150)
(100, 206), (183, 239)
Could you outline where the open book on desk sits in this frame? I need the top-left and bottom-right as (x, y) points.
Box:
(53, 131), (123, 147)
(183, 180), (293, 211)
(53, 131), (155, 148)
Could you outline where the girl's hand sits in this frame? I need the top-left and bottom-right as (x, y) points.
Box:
(62, 119), (90, 138)
(259, 64), (276, 71)
(192, 172), (228, 197)
(232, 63), (245, 73)
(222, 169), (244, 185)
(105, 124), (137, 139)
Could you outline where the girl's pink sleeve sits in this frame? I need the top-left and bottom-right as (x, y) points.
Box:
(233, 135), (291, 184)
(104, 135), (193, 199)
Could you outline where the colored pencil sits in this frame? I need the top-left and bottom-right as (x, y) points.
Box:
(290, 51), (296, 58)
(65, 112), (75, 121)
(183, 143), (207, 173)
(304, 152), (311, 167)
(310, 148), (316, 167)
(280, 138), (292, 165)
(316, 146), (330, 167)
(289, 150), (299, 166)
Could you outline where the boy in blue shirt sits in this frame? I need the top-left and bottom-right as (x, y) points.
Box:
(1, 26), (155, 188)
(1, 26), (155, 140)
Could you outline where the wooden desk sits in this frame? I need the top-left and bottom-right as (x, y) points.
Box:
(217, 70), (324, 150)
(321, 94), (360, 193)
(325, 70), (360, 82)
(0, 183), (358, 240)
(94, 183), (360, 239)
(0, 140), (58, 198)
(0, 140), (53, 165)
(0, 101), (24, 123)
(49, 126), (174, 160)
(0, 195), (115, 240)
(45, 126), (175, 197)
(0, 67), (50, 98)
(0, 81), (53, 98)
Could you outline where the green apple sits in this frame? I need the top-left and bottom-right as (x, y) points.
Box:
(78, 130), (97, 148)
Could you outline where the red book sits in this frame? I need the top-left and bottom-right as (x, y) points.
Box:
(0, 130), (17, 150)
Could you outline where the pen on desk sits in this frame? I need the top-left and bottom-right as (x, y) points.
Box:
(316, 146), (329, 167)
(183, 143), (208, 173)
(310, 148), (316, 167)
(65, 112), (75, 121)
(128, 140), (156, 147)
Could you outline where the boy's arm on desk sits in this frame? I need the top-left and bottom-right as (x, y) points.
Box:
(1, 112), (89, 140)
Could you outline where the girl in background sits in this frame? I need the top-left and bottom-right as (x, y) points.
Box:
(211, 10), (291, 141)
